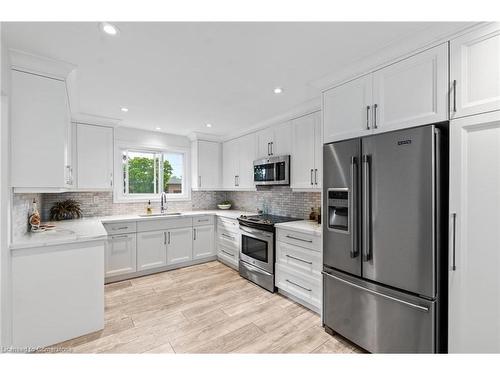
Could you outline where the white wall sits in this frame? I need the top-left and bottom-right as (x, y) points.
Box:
(0, 24), (13, 346)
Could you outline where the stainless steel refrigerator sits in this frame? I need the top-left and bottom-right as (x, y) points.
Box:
(322, 125), (447, 353)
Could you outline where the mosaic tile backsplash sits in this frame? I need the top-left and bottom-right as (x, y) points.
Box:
(12, 187), (320, 239)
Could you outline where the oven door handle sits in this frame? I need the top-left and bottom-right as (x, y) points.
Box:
(240, 261), (273, 276)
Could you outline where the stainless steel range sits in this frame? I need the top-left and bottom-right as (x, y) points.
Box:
(238, 214), (300, 292)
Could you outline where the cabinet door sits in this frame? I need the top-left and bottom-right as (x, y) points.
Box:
(193, 225), (215, 259)
(256, 127), (275, 158)
(76, 124), (113, 189)
(11, 70), (72, 188)
(222, 139), (238, 189)
(196, 140), (221, 189)
(373, 43), (448, 132)
(291, 113), (316, 189)
(272, 121), (292, 156)
(236, 133), (257, 189)
(167, 227), (193, 265)
(313, 111), (323, 189)
(322, 74), (373, 143)
(137, 230), (167, 271)
(448, 111), (500, 353)
(105, 234), (137, 277)
(450, 24), (500, 119)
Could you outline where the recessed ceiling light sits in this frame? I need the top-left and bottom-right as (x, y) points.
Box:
(120, 107), (128, 112)
(206, 123), (212, 128)
(273, 87), (283, 94)
(155, 127), (161, 130)
(100, 22), (119, 36)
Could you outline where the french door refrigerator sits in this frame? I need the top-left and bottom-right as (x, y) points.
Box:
(322, 125), (447, 353)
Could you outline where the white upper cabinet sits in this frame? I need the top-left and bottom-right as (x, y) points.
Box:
(256, 121), (292, 158)
(192, 140), (222, 190)
(167, 227), (193, 265)
(291, 111), (322, 189)
(76, 123), (113, 190)
(222, 132), (256, 190)
(372, 43), (448, 133)
(450, 23), (500, 119)
(323, 43), (448, 142)
(323, 74), (373, 143)
(11, 69), (73, 189)
(448, 111), (500, 353)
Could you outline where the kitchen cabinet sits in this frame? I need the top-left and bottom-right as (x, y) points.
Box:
(450, 23), (500, 119)
(323, 43), (448, 142)
(222, 133), (256, 190)
(193, 224), (215, 259)
(448, 111), (500, 353)
(76, 123), (113, 190)
(105, 233), (137, 278)
(372, 43), (448, 133)
(11, 69), (73, 189)
(167, 227), (193, 265)
(256, 121), (292, 158)
(291, 111), (322, 189)
(191, 140), (222, 190)
(137, 230), (167, 271)
(216, 217), (240, 269)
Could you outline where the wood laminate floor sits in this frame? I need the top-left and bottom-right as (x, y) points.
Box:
(49, 261), (362, 353)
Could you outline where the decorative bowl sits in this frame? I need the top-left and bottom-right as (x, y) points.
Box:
(217, 204), (232, 210)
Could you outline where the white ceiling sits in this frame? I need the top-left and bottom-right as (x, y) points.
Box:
(3, 22), (472, 136)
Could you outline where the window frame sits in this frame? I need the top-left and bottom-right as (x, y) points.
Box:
(114, 143), (191, 203)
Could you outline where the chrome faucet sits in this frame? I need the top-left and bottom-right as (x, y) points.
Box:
(160, 192), (168, 214)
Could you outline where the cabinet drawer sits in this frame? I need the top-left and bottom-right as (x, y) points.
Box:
(217, 243), (239, 267)
(103, 221), (137, 235)
(276, 263), (321, 309)
(217, 229), (240, 248)
(193, 215), (214, 226)
(217, 217), (239, 234)
(277, 229), (321, 251)
(136, 217), (193, 233)
(276, 240), (321, 277)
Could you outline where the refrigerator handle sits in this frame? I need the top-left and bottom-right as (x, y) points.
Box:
(350, 156), (359, 258)
(362, 154), (372, 262)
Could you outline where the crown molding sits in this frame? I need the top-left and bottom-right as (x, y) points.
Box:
(9, 49), (76, 80)
(72, 112), (122, 127)
(187, 132), (224, 142)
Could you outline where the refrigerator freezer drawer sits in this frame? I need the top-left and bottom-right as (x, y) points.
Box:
(323, 270), (435, 353)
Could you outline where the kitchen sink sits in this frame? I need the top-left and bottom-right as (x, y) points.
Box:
(138, 212), (182, 217)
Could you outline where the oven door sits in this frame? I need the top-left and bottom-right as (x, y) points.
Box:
(239, 225), (274, 273)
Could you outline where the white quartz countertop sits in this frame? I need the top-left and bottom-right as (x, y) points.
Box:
(10, 210), (255, 250)
(275, 220), (322, 236)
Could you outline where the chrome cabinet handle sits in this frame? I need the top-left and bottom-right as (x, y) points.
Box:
(168, 231), (171, 245)
(322, 271), (429, 312)
(366, 105), (371, 130)
(350, 156), (359, 258)
(373, 104), (378, 129)
(112, 226), (129, 231)
(221, 249), (234, 257)
(285, 234), (313, 243)
(451, 213), (457, 271)
(270, 142), (274, 155)
(197, 218), (210, 222)
(111, 234), (129, 239)
(286, 279), (312, 292)
(65, 165), (73, 185)
(452, 80), (457, 113)
(193, 228), (196, 241)
(234, 175), (237, 186)
(267, 142), (271, 156)
(310, 169), (314, 185)
(110, 173), (113, 187)
(164, 232), (167, 245)
(314, 169), (318, 185)
(362, 155), (372, 261)
(198, 175), (201, 187)
(285, 254), (312, 265)
(221, 233), (234, 240)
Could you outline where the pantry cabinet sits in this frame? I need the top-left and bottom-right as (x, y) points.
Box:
(448, 111), (500, 353)
(323, 43), (448, 142)
(167, 227), (193, 265)
(291, 111), (322, 189)
(191, 140), (222, 190)
(256, 121), (292, 158)
(105, 233), (137, 277)
(76, 123), (113, 190)
(450, 23), (500, 119)
(11, 69), (74, 189)
(222, 132), (256, 190)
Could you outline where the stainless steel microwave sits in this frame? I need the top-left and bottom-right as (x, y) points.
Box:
(253, 155), (290, 186)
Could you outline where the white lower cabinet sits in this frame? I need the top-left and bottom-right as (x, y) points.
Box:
(193, 224), (215, 259)
(216, 217), (240, 269)
(275, 227), (322, 313)
(448, 111), (500, 353)
(137, 230), (167, 271)
(105, 233), (137, 277)
(167, 227), (193, 265)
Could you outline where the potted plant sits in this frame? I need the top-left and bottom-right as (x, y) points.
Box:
(49, 199), (83, 221)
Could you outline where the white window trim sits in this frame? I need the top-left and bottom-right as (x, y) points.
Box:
(113, 142), (191, 203)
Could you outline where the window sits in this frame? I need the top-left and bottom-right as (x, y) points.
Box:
(120, 148), (187, 200)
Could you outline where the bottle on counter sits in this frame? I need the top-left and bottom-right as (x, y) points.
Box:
(309, 207), (317, 221)
(146, 200), (153, 215)
(29, 198), (41, 232)
(317, 206), (321, 224)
